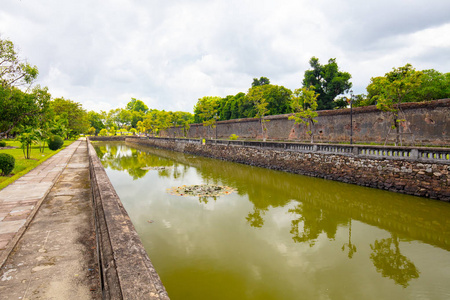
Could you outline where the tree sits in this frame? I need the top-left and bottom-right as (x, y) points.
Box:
(193, 96), (220, 138)
(374, 64), (423, 146)
(252, 76), (270, 87)
(261, 85), (292, 115)
(87, 111), (105, 134)
(247, 86), (269, 140)
(126, 98), (149, 114)
(172, 111), (194, 137)
(88, 126), (96, 135)
(98, 128), (108, 136)
(50, 98), (89, 138)
(370, 234), (419, 287)
(289, 87), (319, 143)
(16, 126), (39, 159)
(0, 85), (51, 138)
(302, 57), (352, 110)
(367, 68), (450, 105)
(136, 121), (146, 135)
(1, 37), (39, 89)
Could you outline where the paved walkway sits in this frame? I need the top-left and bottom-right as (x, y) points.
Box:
(0, 139), (101, 299)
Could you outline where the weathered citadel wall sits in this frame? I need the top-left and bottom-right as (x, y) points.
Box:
(127, 138), (450, 202)
(165, 99), (450, 146)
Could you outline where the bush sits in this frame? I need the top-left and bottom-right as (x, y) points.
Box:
(0, 153), (15, 176)
(229, 134), (239, 140)
(99, 129), (108, 136)
(48, 135), (64, 150)
(0, 140), (6, 147)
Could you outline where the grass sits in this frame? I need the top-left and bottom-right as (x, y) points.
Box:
(0, 139), (74, 190)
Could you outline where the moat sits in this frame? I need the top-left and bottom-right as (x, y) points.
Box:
(94, 141), (450, 300)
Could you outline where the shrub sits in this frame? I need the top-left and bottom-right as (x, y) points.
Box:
(99, 129), (108, 136)
(0, 140), (6, 147)
(48, 135), (64, 150)
(0, 153), (15, 176)
(229, 134), (239, 140)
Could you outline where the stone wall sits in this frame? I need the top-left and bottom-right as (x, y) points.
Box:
(127, 137), (450, 202)
(87, 139), (169, 300)
(165, 99), (450, 146)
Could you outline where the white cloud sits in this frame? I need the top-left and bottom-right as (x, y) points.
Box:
(1, 0), (449, 112)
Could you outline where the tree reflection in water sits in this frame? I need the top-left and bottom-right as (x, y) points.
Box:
(370, 234), (419, 287)
(342, 219), (357, 259)
(246, 207), (267, 228)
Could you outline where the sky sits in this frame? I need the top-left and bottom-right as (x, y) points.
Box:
(1, 0), (450, 113)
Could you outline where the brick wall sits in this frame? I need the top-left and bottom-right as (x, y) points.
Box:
(165, 99), (450, 146)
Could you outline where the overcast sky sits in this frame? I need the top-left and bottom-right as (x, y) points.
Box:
(1, 0), (449, 113)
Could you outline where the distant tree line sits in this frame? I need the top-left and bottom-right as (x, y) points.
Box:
(3, 35), (449, 145)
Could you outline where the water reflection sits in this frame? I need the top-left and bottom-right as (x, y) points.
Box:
(370, 233), (420, 288)
(94, 142), (450, 296)
(342, 220), (357, 259)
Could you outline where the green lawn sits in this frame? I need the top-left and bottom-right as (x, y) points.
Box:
(0, 139), (74, 190)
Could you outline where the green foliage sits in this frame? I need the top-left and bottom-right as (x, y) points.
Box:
(109, 127), (116, 136)
(47, 135), (64, 151)
(136, 121), (146, 134)
(50, 97), (89, 137)
(252, 76), (270, 87)
(87, 111), (105, 134)
(373, 64), (423, 145)
(367, 66), (450, 105)
(193, 96), (220, 137)
(99, 128), (108, 136)
(0, 153), (15, 176)
(0, 37), (39, 89)
(302, 57), (352, 110)
(16, 126), (40, 159)
(375, 64), (423, 113)
(229, 134), (239, 140)
(289, 87), (319, 143)
(88, 126), (96, 135)
(214, 84), (292, 122)
(0, 85), (51, 138)
(0, 140), (6, 147)
(126, 98), (149, 113)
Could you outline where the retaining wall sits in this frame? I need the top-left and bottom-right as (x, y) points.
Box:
(165, 99), (450, 146)
(87, 138), (169, 299)
(127, 137), (450, 201)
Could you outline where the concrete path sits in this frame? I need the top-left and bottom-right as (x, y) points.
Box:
(0, 139), (101, 299)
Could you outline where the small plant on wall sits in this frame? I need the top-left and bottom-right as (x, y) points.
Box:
(289, 87), (319, 143)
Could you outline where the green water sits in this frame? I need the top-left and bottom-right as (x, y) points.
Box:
(94, 142), (450, 300)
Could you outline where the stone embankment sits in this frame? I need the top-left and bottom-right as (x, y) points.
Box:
(87, 139), (169, 299)
(126, 137), (450, 201)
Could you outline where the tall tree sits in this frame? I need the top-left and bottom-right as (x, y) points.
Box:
(193, 96), (220, 138)
(374, 64), (423, 146)
(247, 86), (269, 140)
(50, 97), (89, 138)
(0, 37), (38, 89)
(252, 76), (270, 87)
(126, 98), (149, 113)
(302, 57), (352, 110)
(87, 111), (105, 134)
(0, 85), (51, 138)
(0, 38), (45, 138)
